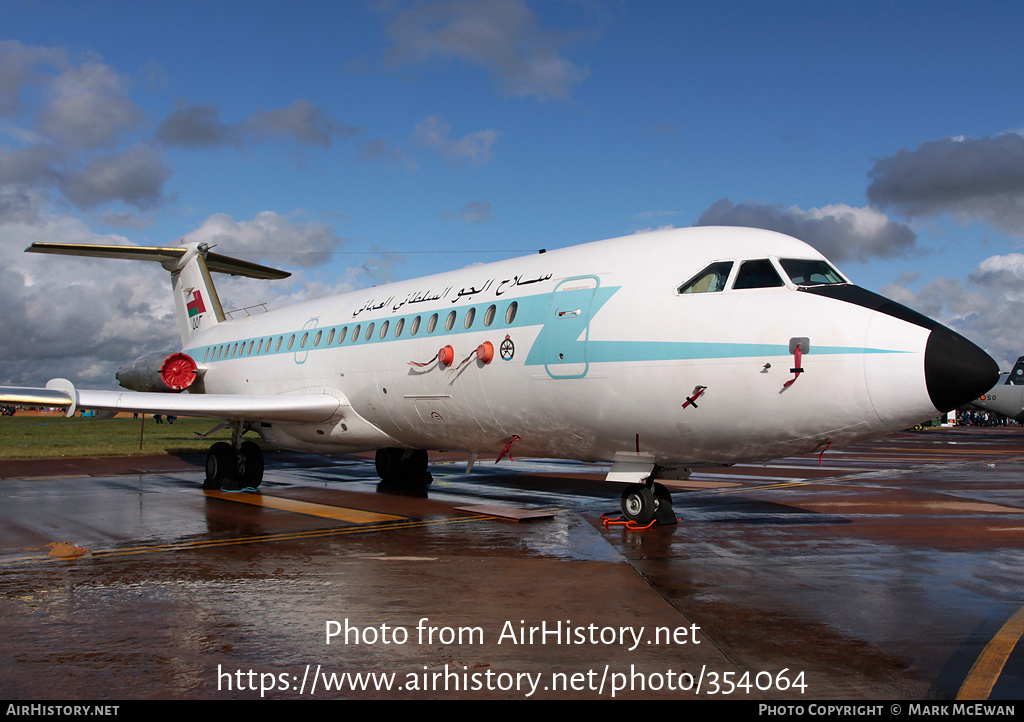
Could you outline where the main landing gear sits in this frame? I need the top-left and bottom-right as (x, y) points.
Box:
(375, 448), (432, 491)
(203, 422), (264, 490)
(619, 478), (677, 526)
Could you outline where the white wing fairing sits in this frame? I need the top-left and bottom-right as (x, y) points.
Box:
(4, 227), (998, 525)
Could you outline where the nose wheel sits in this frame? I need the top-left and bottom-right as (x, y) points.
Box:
(620, 480), (676, 526)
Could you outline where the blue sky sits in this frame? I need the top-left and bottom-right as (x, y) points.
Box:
(3, 1), (1024, 387)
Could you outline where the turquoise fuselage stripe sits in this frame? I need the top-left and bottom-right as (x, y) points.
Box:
(583, 341), (897, 363)
(186, 286), (903, 367)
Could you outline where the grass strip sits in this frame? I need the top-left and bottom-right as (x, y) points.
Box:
(0, 414), (242, 459)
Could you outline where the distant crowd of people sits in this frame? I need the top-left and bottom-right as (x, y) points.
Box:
(956, 409), (1019, 427)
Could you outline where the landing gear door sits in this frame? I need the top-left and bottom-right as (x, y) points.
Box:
(545, 276), (599, 379)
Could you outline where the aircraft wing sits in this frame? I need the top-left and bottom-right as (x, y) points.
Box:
(0, 379), (340, 423)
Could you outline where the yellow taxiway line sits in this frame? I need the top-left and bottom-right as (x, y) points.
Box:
(957, 604), (1024, 700)
(197, 489), (407, 523)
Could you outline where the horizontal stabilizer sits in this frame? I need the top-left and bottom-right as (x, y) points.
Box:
(26, 242), (291, 280)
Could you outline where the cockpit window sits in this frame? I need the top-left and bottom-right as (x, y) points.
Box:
(733, 259), (785, 289)
(779, 259), (846, 286)
(678, 261), (733, 294)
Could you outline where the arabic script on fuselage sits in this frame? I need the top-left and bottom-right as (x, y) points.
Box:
(351, 272), (553, 318)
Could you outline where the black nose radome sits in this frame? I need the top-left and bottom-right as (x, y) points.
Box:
(797, 283), (999, 412)
(924, 326), (999, 413)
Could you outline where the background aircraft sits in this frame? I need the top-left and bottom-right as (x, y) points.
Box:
(0, 226), (999, 526)
(972, 356), (1024, 423)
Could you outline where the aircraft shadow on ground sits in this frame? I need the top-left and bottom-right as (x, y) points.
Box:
(679, 495), (852, 526)
(167, 451), (851, 527)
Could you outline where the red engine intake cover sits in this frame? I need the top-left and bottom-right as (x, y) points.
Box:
(159, 352), (198, 391)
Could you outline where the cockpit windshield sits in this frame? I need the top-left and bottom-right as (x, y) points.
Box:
(733, 259), (785, 289)
(677, 261), (733, 294)
(779, 259), (846, 286)
(678, 257), (847, 296)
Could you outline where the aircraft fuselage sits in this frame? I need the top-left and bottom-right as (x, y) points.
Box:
(179, 227), (995, 467)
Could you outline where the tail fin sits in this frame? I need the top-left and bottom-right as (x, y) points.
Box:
(26, 242), (290, 345)
(1007, 356), (1024, 385)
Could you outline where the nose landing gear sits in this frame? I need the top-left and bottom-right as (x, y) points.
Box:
(619, 479), (676, 526)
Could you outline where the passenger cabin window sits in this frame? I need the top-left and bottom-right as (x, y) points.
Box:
(733, 259), (784, 290)
(678, 261), (733, 294)
(779, 259), (846, 286)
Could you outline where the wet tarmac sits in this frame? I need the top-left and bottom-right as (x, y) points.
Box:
(1, 428), (1023, 700)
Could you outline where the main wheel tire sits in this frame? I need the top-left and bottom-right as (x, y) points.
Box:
(621, 483), (658, 524)
(375, 448), (432, 486)
(238, 440), (264, 488)
(406, 449), (430, 483)
(205, 442), (237, 487)
(375, 448), (401, 480)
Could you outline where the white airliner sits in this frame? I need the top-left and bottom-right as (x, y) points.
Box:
(972, 356), (1024, 423)
(0, 226), (999, 525)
